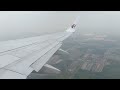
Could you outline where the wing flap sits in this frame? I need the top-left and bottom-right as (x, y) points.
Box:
(0, 39), (57, 69)
(3, 41), (61, 76)
(30, 43), (62, 72)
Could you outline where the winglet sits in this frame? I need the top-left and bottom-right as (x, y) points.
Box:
(66, 16), (80, 32)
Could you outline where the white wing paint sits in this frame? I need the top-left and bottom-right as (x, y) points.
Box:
(0, 16), (79, 79)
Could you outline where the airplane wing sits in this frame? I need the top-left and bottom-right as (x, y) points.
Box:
(0, 17), (79, 79)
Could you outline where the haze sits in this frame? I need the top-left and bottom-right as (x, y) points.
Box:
(0, 11), (120, 41)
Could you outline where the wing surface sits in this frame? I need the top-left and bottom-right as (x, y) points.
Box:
(0, 17), (79, 79)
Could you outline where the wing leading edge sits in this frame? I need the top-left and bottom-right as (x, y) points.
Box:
(0, 17), (79, 79)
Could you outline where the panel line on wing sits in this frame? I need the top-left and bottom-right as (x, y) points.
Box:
(0, 32), (66, 56)
(0, 32), (66, 53)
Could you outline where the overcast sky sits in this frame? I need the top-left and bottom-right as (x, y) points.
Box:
(77, 11), (120, 35)
(0, 11), (120, 40)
